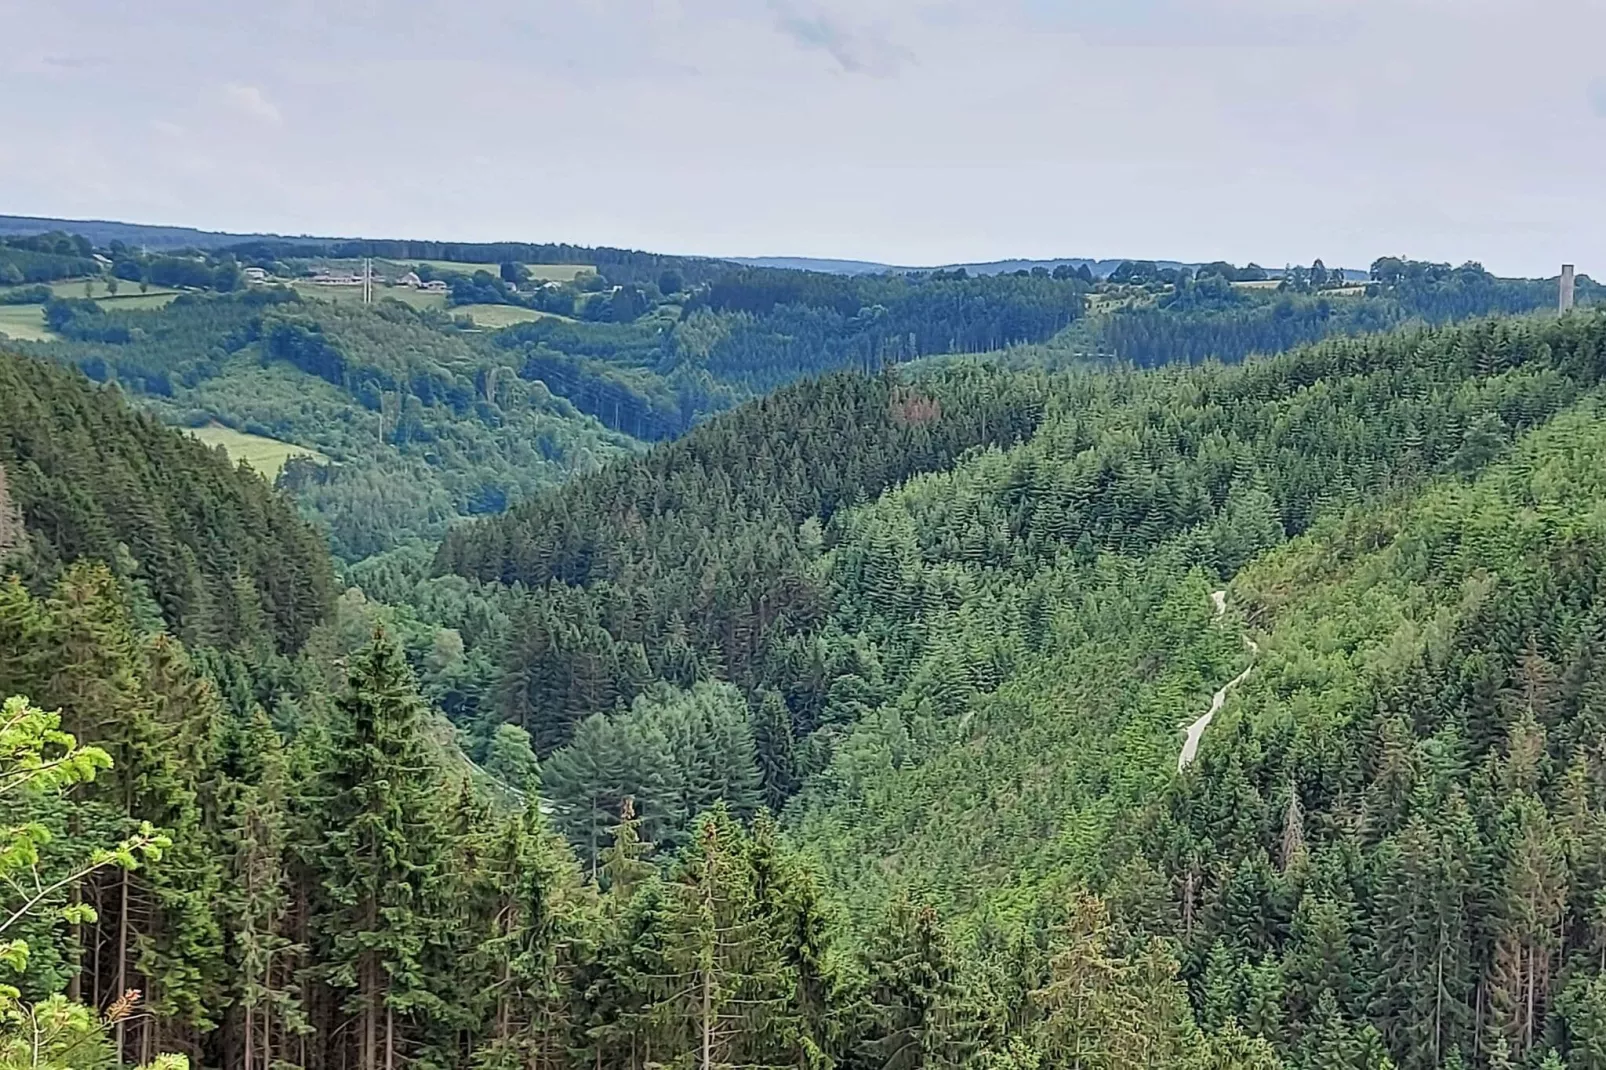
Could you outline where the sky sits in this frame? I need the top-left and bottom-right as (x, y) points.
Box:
(1, 0), (1603, 276)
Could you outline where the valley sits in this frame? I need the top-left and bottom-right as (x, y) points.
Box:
(4, 217), (1606, 1070)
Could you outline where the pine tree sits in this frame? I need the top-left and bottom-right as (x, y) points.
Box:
(312, 630), (449, 1070)
(482, 723), (540, 797)
(746, 813), (835, 1067)
(599, 797), (656, 901)
(223, 708), (304, 1070)
(475, 801), (575, 1070)
(1369, 817), (1473, 1070)
(1487, 796), (1568, 1060)
(751, 690), (797, 813)
(859, 894), (981, 1070)
(655, 810), (789, 1070)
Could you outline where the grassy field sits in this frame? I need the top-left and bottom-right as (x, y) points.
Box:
(451, 304), (573, 329)
(388, 259), (594, 283)
(525, 264), (594, 282)
(47, 279), (182, 301)
(187, 424), (329, 481)
(289, 281), (449, 312)
(96, 291), (181, 309)
(0, 305), (56, 342)
(1229, 279), (1368, 297)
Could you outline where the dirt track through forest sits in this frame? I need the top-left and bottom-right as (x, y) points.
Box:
(1178, 591), (1258, 772)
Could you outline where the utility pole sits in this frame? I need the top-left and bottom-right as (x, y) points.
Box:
(1560, 264), (1576, 312)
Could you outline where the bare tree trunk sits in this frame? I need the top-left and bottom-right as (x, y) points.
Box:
(362, 953), (377, 1070)
(116, 868), (129, 1063)
(702, 965), (713, 1070)
(264, 949), (274, 1070)
(140, 997), (153, 1066)
(90, 882), (103, 1011)
(1474, 978), (1484, 1062)
(1434, 924), (1445, 1066)
(498, 959), (511, 1040)
(1526, 943), (1536, 1054)
(67, 882), (82, 1003)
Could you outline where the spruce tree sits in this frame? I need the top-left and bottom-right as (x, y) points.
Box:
(655, 809), (788, 1070)
(476, 801), (575, 1070)
(751, 690), (797, 813)
(223, 707), (304, 1070)
(312, 629), (449, 1070)
(858, 894), (980, 1070)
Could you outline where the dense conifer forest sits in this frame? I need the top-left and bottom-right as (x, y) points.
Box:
(11, 221), (1606, 1070)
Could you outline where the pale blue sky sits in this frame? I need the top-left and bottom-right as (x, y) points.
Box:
(1, 0), (1601, 275)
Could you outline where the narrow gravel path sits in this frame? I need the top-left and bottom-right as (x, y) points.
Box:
(1179, 591), (1258, 772)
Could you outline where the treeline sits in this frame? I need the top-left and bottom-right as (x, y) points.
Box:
(0, 230), (263, 293)
(1103, 258), (1587, 367)
(0, 231), (100, 285)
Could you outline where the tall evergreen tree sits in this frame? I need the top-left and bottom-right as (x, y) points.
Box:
(312, 630), (449, 1070)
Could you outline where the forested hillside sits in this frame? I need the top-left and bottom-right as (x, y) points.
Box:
(0, 350), (330, 650)
(15, 292), (632, 560)
(405, 309), (1606, 1068)
(484, 263), (1087, 438)
(12, 215), (1606, 1070)
(0, 340), (1278, 1070)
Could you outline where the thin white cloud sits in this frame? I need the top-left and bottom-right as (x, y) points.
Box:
(1590, 77), (1606, 117)
(42, 53), (112, 69)
(224, 82), (282, 125)
(770, 1), (913, 77)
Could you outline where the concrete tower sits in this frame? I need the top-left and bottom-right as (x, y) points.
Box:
(1561, 264), (1576, 312)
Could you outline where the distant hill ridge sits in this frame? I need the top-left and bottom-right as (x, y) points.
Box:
(0, 213), (330, 251)
(724, 254), (1373, 280)
(1, 213), (1371, 279)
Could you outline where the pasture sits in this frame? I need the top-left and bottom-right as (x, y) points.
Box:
(96, 291), (181, 309)
(388, 259), (594, 283)
(452, 304), (572, 329)
(0, 304), (55, 342)
(290, 281), (450, 312)
(187, 424), (329, 481)
(47, 279), (181, 301)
